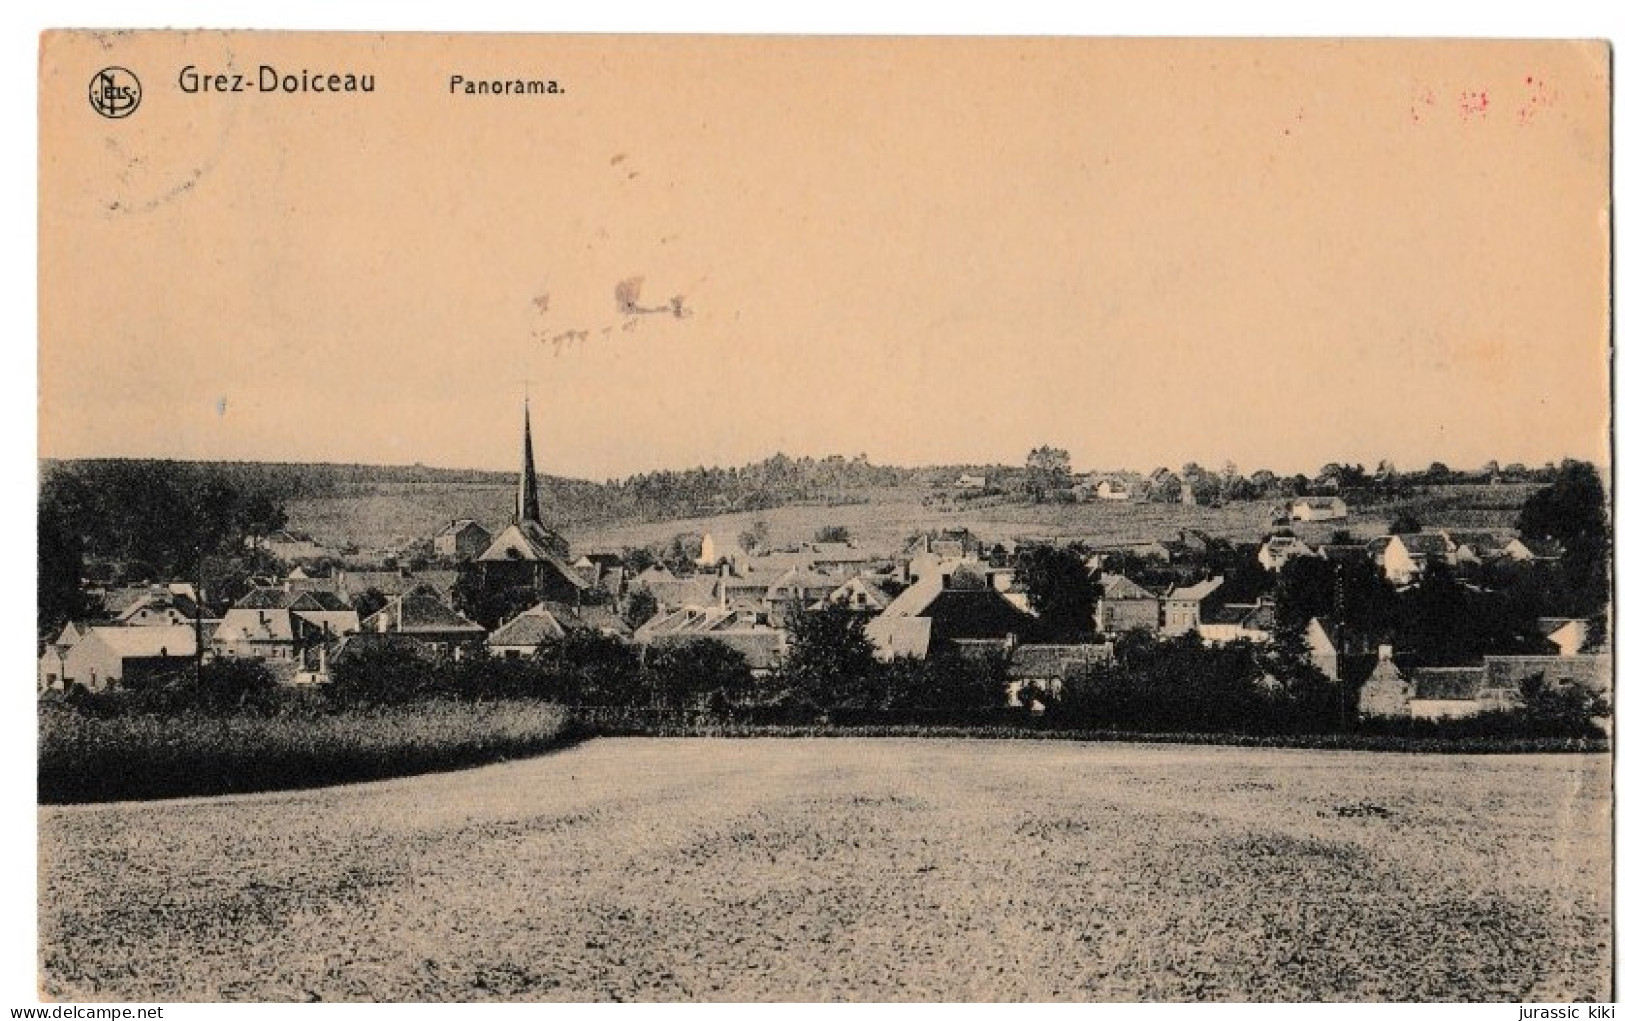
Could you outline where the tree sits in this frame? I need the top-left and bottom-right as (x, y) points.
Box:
(1389, 510), (1421, 535)
(555, 631), (644, 706)
(37, 480), (95, 642)
(329, 642), (438, 705)
(1272, 556), (1338, 662)
(814, 524), (851, 544)
(665, 532), (704, 571)
(1516, 460), (1609, 618)
(644, 639), (754, 710)
(779, 606), (878, 711)
(1395, 565), (1471, 666)
(886, 647), (1008, 713)
(624, 587), (659, 630)
(451, 564), (539, 630)
(737, 520), (771, 554)
(1014, 544), (1101, 642)
(1516, 674), (1609, 737)
(352, 587), (389, 622)
(44, 461), (290, 584)
(1024, 446), (1072, 503)
(195, 658), (279, 711)
(620, 546), (658, 575)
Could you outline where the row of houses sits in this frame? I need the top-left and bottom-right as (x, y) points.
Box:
(1357, 647), (1610, 724)
(1259, 529), (1561, 584)
(43, 553), (1604, 729)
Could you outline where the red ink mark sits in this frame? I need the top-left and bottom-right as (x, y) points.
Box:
(1517, 74), (1553, 125)
(1458, 89), (1489, 119)
(1409, 86), (1436, 123)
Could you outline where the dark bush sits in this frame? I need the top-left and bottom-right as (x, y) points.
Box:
(643, 638), (755, 711)
(328, 642), (441, 706)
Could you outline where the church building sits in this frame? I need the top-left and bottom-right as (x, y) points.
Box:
(476, 401), (591, 603)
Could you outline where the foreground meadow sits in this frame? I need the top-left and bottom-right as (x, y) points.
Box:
(39, 739), (1610, 1001)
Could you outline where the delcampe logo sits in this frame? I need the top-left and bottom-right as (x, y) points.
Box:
(88, 67), (141, 118)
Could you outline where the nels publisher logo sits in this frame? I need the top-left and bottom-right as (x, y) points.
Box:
(88, 67), (141, 119)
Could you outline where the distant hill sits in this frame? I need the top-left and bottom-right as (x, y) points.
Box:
(41, 455), (985, 552)
(42, 457), (1551, 557)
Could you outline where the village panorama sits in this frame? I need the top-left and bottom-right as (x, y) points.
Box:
(36, 405), (1613, 1001)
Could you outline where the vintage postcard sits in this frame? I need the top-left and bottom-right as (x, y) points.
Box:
(36, 32), (1611, 1003)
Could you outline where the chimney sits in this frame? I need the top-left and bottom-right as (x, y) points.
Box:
(1378, 644), (1393, 663)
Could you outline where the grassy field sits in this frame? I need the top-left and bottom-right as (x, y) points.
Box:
(281, 471), (1539, 557)
(38, 700), (573, 804)
(575, 492), (1347, 555)
(39, 739), (1610, 1001)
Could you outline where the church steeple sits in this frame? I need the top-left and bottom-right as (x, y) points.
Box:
(517, 399), (542, 525)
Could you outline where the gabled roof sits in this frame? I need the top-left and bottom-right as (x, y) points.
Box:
(766, 567), (841, 600)
(99, 586), (160, 615)
(338, 570), (417, 597)
(735, 553), (809, 578)
(80, 624), (198, 659)
(876, 576), (945, 619)
(1444, 529), (1514, 552)
(1099, 573), (1156, 601)
(641, 571), (724, 609)
(366, 585), (485, 635)
(1537, 617), (1588, 637)
(293, 609), (361, 637)
(1008, 643), (1112, 679)
(289, 590), (351, 612)
(913, 588), (1035, 648)
(1242, 603), (1275, 632)
(478, 521), (569, 563)
(1410, 667), (1484, 701)
(412, 570), (461, 596)
(488, 610), (571, 647)
(865, 616), (933, 660)
(1207, 603), (1261, 626)
(1391, 532), (1453, 558)
(1482, 655), (1610, 695)
(235, 587), (292, 610)
(632, 565), (677, 585)
(1318, 543), (1372, 565)
(1305, 616), (1338, 652)
(215, 607), (297, 643)
(825, 575), (894, 611)
(331, 631), (433, 664)
(571, 602), (632, 636)
(114, 591), (214, 623)
(1165, 576), (1224, 603)
(489, 600), (618, 645)
(1510, 536), (1564, 559)
(50, 620), (92, 649)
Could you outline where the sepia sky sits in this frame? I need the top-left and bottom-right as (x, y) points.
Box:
(39, 34), (1611, 480)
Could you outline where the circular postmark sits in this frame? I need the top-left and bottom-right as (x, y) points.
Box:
(89, 67), (141, 119)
